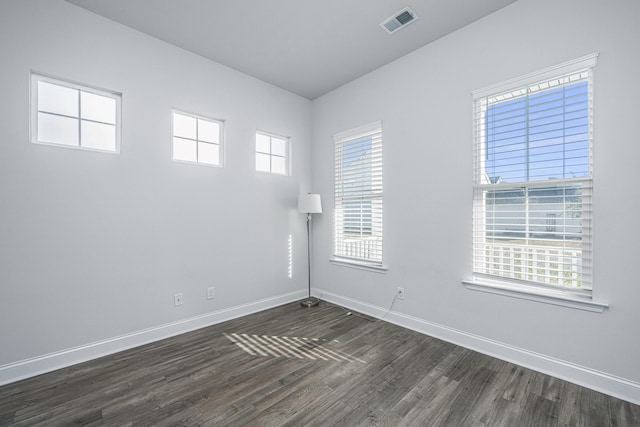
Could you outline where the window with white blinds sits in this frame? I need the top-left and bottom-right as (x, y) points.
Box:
(472, 54), (597, 294)
(334, 121), (383, 266)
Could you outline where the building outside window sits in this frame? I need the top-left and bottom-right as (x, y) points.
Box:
(472, 54), (597, 294)
(333, 121), (383, 267)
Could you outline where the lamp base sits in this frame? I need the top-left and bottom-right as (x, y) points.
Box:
(300, 297), (319, 308)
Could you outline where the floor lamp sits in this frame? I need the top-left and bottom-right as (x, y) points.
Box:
(298, 193), (322, 307)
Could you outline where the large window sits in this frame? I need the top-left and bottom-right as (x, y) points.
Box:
(31, 73), (121, 153)
(334, 121), (383, 267)
(256, 131), (289, 175)
(172, 110), (224, 166)
(472, 54), (597, 294)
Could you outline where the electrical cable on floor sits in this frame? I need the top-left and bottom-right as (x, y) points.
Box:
(315, 293), (373, 321)
(316, 290), (400, 322)
(379, 290), (400, 321)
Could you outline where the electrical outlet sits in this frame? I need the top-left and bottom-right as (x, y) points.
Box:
(397, 287), (405, 300)
(207, 286), (215, 300)
(174, 293), (183, 306)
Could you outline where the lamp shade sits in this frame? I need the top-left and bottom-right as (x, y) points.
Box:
(297, 193), (322, 214)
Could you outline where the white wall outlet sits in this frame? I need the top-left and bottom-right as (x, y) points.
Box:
(397, 287), (405, 300)
(207, 286), (215, 300)
(174, 293), (183, 306)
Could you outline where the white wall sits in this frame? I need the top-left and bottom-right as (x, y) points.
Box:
(312, 0), (640, 403)
(0, 0), (312, 378)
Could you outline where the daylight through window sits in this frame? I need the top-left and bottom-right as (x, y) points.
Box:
(472, 54), (597, 293)
(172, 111), (223, 166)
(31, 73), (120, 152)
(334, 121), (383, 266)
(255, 132), (289, 175)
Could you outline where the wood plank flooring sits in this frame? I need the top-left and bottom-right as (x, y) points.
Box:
(1, 302), (638, 426)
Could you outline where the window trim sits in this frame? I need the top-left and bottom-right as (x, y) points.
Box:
(255, 130), (290, 176)
(30, 72), (122, 154)
(471, 53), (599, 100)
(332, 120), (384, 269)
(467, 53), (606, 308)
(171, 109), (225, 167)
(462, 279), (608, 313)
(330, 257), (388, 273)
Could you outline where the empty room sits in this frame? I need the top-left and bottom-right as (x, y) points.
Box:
(1, 0), (639, 425)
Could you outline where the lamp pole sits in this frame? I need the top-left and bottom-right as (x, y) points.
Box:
(301, 213), (318, 307)
(298, 193), (322, 307)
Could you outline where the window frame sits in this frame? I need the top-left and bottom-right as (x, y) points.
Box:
(332, 121), (386, 272)
(465, 53), (607, 312)
(171, 109), (225, 167)
(255, 130), (290, 176)
(30, 72), (121, 154)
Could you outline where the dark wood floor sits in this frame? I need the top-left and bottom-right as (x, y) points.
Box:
(1, 302), (638, 426)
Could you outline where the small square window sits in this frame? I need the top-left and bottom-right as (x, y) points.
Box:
(31, 73), (121, 153)
(255, 131), (289, 175)
(172, 111), (224, 167)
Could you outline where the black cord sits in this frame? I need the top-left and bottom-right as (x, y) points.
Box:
(320, 290), (400, 322)
(379, 291), (400, 321)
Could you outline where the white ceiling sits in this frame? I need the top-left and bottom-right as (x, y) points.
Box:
(66, 0), (517, 99)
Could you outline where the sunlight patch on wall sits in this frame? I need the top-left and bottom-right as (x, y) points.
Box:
(288, 234), (293, 279)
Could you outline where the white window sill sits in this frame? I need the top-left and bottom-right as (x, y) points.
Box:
(462, 279), (608, 313)
(330, 258), (388, 273)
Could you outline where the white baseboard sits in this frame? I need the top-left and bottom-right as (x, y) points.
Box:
(0, 290), (306, 387)
(317, 289), (640, 406)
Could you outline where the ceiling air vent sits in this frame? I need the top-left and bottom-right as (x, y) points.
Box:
(380, 7), (418, 35)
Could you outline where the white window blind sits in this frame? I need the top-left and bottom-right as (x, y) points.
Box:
(334, 121), (383, 265)
(472, 54), (597, 293)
